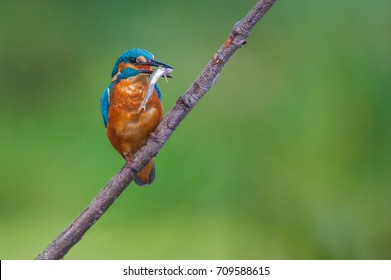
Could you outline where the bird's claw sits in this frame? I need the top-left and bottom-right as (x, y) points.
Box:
(149, 132), (164, 144)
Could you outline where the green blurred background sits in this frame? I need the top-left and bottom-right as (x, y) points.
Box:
(1, 0), (390, 259)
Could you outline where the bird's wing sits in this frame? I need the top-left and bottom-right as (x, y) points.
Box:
(100, 87), (110, 127)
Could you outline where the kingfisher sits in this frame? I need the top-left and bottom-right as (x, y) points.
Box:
(100, 48), (173, 186)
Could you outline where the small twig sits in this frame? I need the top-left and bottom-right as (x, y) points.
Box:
(36, 0), (277, 260)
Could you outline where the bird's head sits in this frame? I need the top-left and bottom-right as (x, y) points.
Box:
(111, 48), (172, 78)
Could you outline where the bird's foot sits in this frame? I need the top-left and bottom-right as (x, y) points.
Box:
(149, 131), (164, 144)
(125, 156), (134, 168)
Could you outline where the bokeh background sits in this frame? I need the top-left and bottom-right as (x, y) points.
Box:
(1, 0), (390, 259)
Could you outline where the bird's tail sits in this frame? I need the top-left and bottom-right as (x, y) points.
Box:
(134, 159), (156, 186)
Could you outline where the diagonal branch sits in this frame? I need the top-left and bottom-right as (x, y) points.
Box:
(36, 0), (277, 260)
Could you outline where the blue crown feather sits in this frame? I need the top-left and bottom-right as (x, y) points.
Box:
(111, 48), (154, 77)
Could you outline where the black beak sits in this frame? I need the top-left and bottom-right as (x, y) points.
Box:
(139, 58), (173, 70)
(139, 68), (174, 78)
(139, 69), (154, 75)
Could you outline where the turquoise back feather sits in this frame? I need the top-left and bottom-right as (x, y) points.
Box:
(100, 87), (110, 127)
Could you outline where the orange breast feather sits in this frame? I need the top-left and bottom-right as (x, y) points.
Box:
(106, 77), (163, 159)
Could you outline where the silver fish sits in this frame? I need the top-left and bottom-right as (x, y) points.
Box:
(138, 66), (173, 112)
